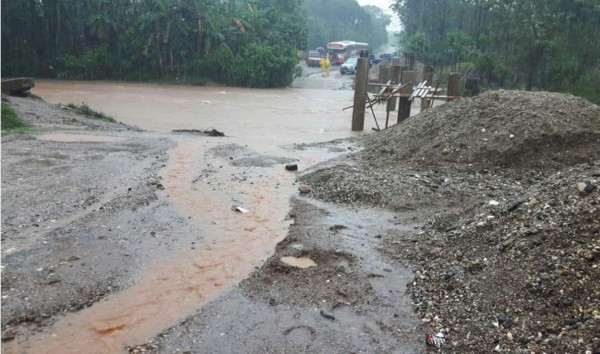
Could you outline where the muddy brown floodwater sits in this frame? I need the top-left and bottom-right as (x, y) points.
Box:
(10, 80), (378, 353)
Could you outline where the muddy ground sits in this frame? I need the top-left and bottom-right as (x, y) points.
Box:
(1, 97), (198, 337)
(2, 85), (599, 354)
(1, 91), (427, 353)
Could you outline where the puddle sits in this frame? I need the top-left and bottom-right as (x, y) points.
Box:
(36, 133), (125, 143)
(281, 256), (317, 268)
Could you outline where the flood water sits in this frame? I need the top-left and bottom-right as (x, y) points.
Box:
(9, 79), (383, 353)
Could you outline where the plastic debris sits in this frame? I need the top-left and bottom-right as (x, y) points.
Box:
(425, 333), (445, 348)
(232, 205), (249, 214)
(577, 182), (596, 195)
(319, 309), (335, 320)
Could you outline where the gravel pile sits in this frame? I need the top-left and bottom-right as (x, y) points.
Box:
(300, 90), (600, 352)
(361, 90), (600, 170)
(393, 163), (600, 353)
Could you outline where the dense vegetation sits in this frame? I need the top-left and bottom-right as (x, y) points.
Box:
(305, 0), (390, 51)
(393, 0), (600, 103)
(1, 0), (307, 88)
(1, 0), (392, 88)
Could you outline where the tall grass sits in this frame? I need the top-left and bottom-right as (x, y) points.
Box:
(1, 102), (29, 132)
(66, 102), (116, 122)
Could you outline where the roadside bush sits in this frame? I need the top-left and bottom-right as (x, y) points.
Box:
(1, 102), (28, 131)
(239, 43), (298, 88)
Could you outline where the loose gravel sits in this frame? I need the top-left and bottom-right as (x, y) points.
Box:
(300, 90), (600, 353)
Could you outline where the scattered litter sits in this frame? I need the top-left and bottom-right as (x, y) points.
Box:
(285, 163), (298, 171)
(319, 309), (335, 320)
(425, 333), (445, 348)
(232, 205), (249, 214)
(281, 256), (317, 268)
(577, 182), (596, 195)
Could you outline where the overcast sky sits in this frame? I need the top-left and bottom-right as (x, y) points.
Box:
(356, 0), (401, 31)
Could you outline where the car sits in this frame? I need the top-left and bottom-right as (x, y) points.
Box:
(370, 54), (382, 65)
(340, 57), (358, 74)
(379, 53), (393, 61)
(306, 50), (321, 67)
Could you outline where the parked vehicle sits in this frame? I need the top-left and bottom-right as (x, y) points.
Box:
(379, 53), (393, 61)
(327, 40), (369, 65)
(340, 57), (358, 74)
(306, 50), (321, 67)
(370, 54), (382, 65)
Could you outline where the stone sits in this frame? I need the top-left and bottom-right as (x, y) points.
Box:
(468, 261), (484, 273)
(298, 185), (312, 194)
(1, 327), (16, 342)
(1, 77), (35, 95)
(46, 275), (61, 284)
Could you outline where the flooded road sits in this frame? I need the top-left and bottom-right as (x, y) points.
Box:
(10, 80), (378, 352)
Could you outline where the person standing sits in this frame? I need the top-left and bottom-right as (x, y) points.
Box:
(324, 56), (331, 74)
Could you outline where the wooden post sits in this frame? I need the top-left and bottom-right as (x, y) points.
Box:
(384, 65), (402, 128)
(378, 64), (390, 84)
(447, 72), (461, 99)
(387, 65), (401, 112)
(423, 66), (434, 85)
(420, 97), (429, 112)
(398, 71), (415, 123)
(352, 57), (370, 131)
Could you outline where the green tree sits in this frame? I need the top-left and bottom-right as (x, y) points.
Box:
(392, 0), (600, 103)
(1, 0), (307, 88)
(304, 0), (390, 50)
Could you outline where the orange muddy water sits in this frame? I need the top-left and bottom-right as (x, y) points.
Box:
(6, 80), (379, 353)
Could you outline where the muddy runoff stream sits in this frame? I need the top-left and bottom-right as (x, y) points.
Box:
(10, 80), (378, 353)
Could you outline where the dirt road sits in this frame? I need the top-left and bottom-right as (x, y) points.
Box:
(6, 69), (595, 354)
(1, 66), (426, 353)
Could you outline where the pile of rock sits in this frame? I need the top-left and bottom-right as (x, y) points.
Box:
(361, 90), (600, 170)
(399, 162), (599, 353)
(301, 90), (600, 352)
